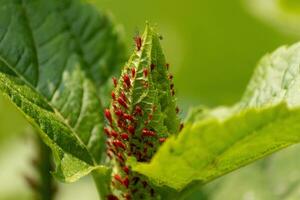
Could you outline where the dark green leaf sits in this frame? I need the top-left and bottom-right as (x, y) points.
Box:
(0, 0), (124, 182)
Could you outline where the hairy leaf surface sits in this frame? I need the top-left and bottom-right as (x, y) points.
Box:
(0, 0), (124, 182)
(132, 42), (300, 190)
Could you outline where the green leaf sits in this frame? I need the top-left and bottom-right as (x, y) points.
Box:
(132, 42), (300, 190)
(0, 0), (124, 182)
(198, 144), (300, 200)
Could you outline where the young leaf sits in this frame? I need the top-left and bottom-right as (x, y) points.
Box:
(131, 42), (300, 190)
(104, 24), (181, 199)
(0, 0), (124, 182)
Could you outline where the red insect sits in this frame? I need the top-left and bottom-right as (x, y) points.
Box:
(180, 123), (184, 131)
(159, 138), (166, 143)
(104, 127), (110, 137)
(142, 181), (148, 188)
(112, 140), (126, 149)
(166, 63), (170, 70)
(123, 74), (131, 88)
(142, 128), (156, 137)
(114, 109), (123, 117)
(110, 130), (118, 138)
(118, 97), (128, 109)
(114, 174), (123, 184)
(123, 166), (130, 174)
(134, 36), (142, 51)
(176, 107), (179, 114)
(150, 63), (155, 71)
(143, 68), (148, 77)
(123, 113), (134, 121)
(171, 90), (175, 96)
(105, 109), (112, 124)
(134, 105), (143, 116)
(120, 92), (127, 102)
(111, 92), (116, 100)
(127, 125), (135, 134)
(121, 133), (129, 140)
(107, 194), (119, 200)
(117, 153), (125, 162)
(117, 119), (126, 129)
(123, 176), (129, 188)
(112, 77), (118, 87)
(131, 68), (136, 77)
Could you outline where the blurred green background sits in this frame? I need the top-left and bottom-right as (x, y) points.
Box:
(1, 0), (300, 199)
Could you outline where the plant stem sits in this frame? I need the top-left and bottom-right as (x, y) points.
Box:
(25, 134), (57, 200)
(92, 166), (112, 200)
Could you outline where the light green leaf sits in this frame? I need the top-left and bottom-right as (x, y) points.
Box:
(132, 42), (300, 190)
(0, 0), (124, 182)
(198, 144), (300, 200)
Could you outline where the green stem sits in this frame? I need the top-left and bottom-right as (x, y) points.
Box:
(26, 134), (57, 200)
(92, 166), (112, 200)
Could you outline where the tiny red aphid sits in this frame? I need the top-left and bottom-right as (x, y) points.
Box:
(107, 194), (119, 200)
(118, 97), (128, 109)
(123, 113), (134, 121)
(123, 176), (129, 188)
(166, 63), (170, 70)
(143, 68), (148, 77)
(120, 92), (127, 101)
(111, 92), (116, 100)
(113, 140), (126, 149)
(150, 63), (155, 71)
(180, 123), (184, 131)
(114, 109), (123, 117)
(134, 105), (143, 116)
(117, 153), (125, 162)
(176, 107), (179, 114)
(159, 138), (166, 143)
(131, 68), (136, 77)
(110, 130), (118, 138)
(123, 74), (131, 88)
(134, 36), (142, 51)
(104, 127), (110, 137)
(171, 90), (175, 96)
(114, 174), (123, 184)
(123, 166), (130, 174)
(112, 77), (118, 87)
(127, 125), (135, 134)
(121, 133), (129, 140)
(142, 128), (156, 137)
(105, 109), (112, 123)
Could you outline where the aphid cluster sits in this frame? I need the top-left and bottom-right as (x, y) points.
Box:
(104, 35), (182, 200)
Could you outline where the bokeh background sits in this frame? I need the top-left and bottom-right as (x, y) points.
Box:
(1, 0), (300, 199)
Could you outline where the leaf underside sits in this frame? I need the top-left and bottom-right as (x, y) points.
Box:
(0, 0), (124, 182)
(132, 42), (300, 191)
